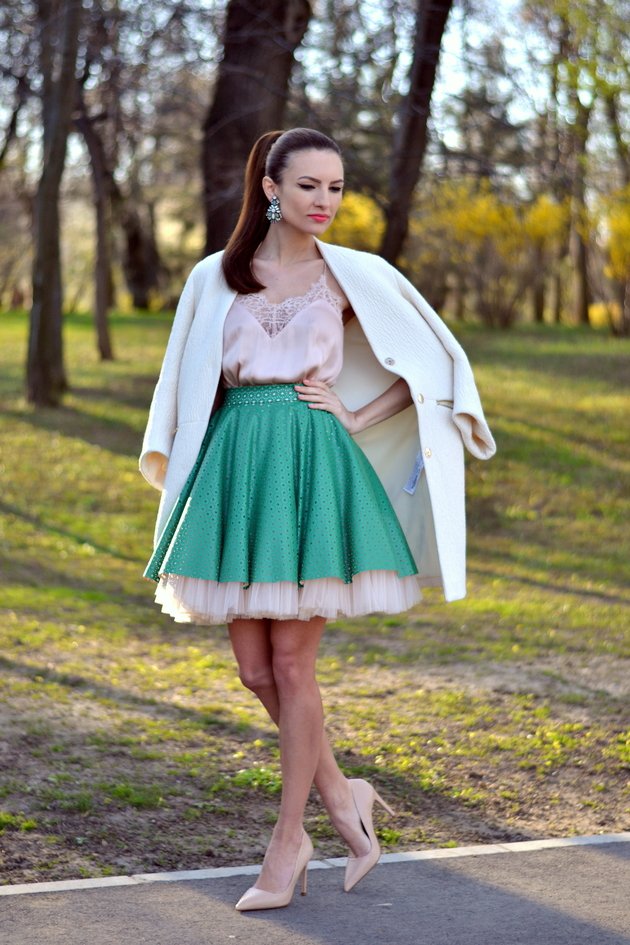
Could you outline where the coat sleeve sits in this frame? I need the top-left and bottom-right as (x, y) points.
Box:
(390, 264), (496, 461)
(139, 269), (198, 490)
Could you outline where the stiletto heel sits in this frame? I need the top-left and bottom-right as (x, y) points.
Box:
(373, 789), (395, 817)
(344, 779), (395, 892)
(235, 830), (313, 911)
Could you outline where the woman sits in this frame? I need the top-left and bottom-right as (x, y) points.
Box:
(141, 128), (495, 911)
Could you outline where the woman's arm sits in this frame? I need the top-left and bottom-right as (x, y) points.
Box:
(294, 376), (412, 436)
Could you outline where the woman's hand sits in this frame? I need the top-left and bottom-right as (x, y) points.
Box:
(294, 378), (360, 434)
(295, 376), (413, 435)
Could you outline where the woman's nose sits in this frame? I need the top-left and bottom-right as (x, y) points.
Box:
(314, 188), (329, 208)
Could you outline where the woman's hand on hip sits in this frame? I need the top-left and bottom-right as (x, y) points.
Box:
(294, 378), (360, 434)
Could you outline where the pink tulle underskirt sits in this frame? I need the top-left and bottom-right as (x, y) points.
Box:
(154, 570), (423, 625)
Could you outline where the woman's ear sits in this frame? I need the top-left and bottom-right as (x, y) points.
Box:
(262, 175), (276, 202)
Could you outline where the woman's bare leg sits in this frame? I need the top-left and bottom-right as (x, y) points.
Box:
(252, 615), (325, 891)
(229, 617), (370, 881)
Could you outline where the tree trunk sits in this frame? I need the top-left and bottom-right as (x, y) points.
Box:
(75, 105), (115, 360)
(569, 95), (592, 326)
(0, 75), (29, 171)
(453, 271), (466, 321)
(379, 0), (453, 264)
(532, 244), (545, 323)
(545, 25), (569, 327)
(552, 267), (563, 323)
(532, 280), (545, 324)
(570, 221), (590, 325)
(202, 0), (312, 255)
(560, 26), (594, 329)
(93, 187), (114, 357)
(120, 203), (162, 310)
(27, 0), (82, 406)
(604, 91), (630, 187)
(620, 280), (630, 337)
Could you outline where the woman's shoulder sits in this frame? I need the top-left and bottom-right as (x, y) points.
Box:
(318, 240), (387, 265)
(188, 250), (225, 282)
(317, 241), (398, 281)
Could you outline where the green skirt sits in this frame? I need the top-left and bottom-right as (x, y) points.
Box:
(145, 384), (422, 624)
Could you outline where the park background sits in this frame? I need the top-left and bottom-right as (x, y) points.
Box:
(0, 0), (628, 883)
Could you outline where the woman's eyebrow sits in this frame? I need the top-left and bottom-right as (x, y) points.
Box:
(297, 175), (345, 184)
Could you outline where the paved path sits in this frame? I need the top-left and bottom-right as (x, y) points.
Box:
(1, 834), (629, 945)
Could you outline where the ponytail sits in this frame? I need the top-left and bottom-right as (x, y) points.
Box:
(222, 131), (283, 294)
(222, 128), (342, 294)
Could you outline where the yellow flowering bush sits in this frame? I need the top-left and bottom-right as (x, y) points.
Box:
(522, 194), (570, 250)
(591, 185), (630, 333)
(602, 185), (630, 282)
(323, 192), (385, 252)
(405, 179), (569, 326)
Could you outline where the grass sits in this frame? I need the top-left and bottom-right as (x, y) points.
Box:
(0, 310), (629, 883)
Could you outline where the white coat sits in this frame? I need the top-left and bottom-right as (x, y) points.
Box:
(139, 240), (496, 602)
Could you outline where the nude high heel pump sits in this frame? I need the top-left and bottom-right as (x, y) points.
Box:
(235, 831), (313, 911)
(344, 779), (395, 892)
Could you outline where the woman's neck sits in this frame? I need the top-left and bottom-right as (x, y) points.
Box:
(255, 228), (320, 266)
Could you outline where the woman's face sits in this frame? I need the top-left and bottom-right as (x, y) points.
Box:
(263, 148), (344, 236)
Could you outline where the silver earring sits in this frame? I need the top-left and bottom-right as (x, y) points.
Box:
(265, 195), (282, 223)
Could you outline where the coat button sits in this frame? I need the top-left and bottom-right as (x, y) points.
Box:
(417, 393), (425, 404)
(384, 357), (395, 366)
(424, 447), (432, 458)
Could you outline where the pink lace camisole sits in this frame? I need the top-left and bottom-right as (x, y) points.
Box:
(221, 267), (344, 388)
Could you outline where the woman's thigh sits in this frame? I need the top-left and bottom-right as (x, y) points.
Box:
(270, 616), (327, 690)
(228, 618), (274, 690)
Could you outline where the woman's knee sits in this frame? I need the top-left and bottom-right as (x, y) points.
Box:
(271, 649), (315, 694)
(229, 618), (274, 694)
(269, 617), (324, 694)
(237, 660), (275, 695)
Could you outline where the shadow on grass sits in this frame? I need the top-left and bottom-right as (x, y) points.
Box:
(462, 326), (630, 388)
(3, 642), (628, 882)
(70, 379), (157, 412)
(505, 353), (629, 390)
(0, 653), (257, 740)
(500, 411), (625, 459)
(468, 557), (630, 606)
(328, 758), (538, 846)
(2, 403), (142, 458)
(1, 652), (561, 865)
(0, 499), (141, 564)
(489, 423), (625, 477)
(0, 365), (23, 401)
(0, 549), (149, 608)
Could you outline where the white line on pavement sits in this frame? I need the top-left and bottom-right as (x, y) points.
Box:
(1, 832), (629, 897)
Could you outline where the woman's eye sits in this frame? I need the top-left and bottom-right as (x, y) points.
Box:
(299, 184), (315, 190)
(330, 187), (342, 193)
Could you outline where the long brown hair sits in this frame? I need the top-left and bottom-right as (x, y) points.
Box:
(222, 128), (342, 294)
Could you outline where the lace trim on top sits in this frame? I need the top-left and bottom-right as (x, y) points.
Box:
(239, 270), (344, 338)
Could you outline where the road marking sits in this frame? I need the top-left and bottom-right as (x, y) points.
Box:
(1, 832), (629, 897)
